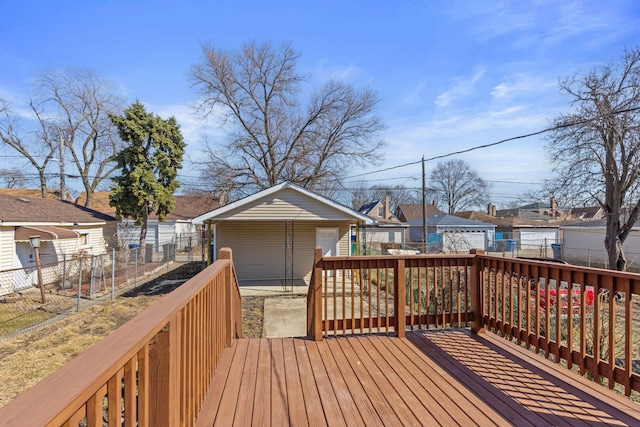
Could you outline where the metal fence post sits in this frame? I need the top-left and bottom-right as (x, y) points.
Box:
(112, 248), (116, 300)
(77, 257), (82, 311)
(135, 248), (138, 289)
(62, 253), (67, 290)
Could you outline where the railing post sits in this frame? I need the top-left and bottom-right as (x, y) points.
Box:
(148, 316), (181, 427)
(313, 247), (323, 341)
(219, 248), (234, 346)
(394, 259), (406, 338)
(470, 249), (486, 334)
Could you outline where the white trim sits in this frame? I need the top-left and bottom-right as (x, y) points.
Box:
(78, 232), (91, 249)
(193, 181), (373, 224)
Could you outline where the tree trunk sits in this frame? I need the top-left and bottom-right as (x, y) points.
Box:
(84, 190), (93, 208)
(38, 169), (47, 198)
(603, 130), (625, 271)
(139, 207), (148, 263)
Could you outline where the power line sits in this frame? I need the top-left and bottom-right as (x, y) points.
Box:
(339, 106), (640, 180)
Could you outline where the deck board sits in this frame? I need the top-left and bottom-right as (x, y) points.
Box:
(252, 338), (271, 427)
(198, 330), (640, 426)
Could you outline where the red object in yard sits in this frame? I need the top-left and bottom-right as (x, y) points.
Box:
(536, 287), (594, 313)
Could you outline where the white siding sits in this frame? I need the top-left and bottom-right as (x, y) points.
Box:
(361, 228), (406, 251)
(157, 223), (175, 246)
(0, 227), (14, 295)
(0, 226), (13, 271)
(216, 220), (350, 282)
(520, 229), (558, 250)
(215, 188), (357, 221)
(175, 221), (199, 236)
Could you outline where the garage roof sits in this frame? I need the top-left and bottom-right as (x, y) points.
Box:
(193, 181), (373, 224)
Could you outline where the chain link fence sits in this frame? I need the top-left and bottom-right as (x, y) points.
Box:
(0, 233), (206, 339)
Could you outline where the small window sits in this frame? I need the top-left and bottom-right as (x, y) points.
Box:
(79, 233), (90, 247)
(377, 207), (384, 217)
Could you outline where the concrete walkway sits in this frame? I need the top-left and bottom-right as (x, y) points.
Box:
(262, 297), (307, 338)
(238, 279), (309, 338)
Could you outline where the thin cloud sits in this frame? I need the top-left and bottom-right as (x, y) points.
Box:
(435, 67), (486, 108)
(491, 74), (557, 99)
(312, 62), (366, 83)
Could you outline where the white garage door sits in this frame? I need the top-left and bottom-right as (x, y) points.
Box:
(520, 229), (558, 250)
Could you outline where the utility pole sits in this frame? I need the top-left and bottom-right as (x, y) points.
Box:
(422, 156), (427, 253)
(59, 132), (66, 201)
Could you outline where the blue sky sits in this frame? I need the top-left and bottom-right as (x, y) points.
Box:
(1, 1), (639, 206)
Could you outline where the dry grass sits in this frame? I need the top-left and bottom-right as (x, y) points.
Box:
(0, 295), (160, 408)
(242, 297), (265, 338)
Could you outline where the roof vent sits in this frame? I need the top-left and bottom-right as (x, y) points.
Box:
(17, 197), (30, 203)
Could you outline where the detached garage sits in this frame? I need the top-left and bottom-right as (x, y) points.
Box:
(193, 182), (373, 285)
(407, 214), (495, 252)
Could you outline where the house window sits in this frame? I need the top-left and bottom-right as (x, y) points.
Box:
(79, 233), (90, 247)
(377, 207), (384, 218)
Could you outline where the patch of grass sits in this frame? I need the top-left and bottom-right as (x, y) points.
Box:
(0, 309), (56, 337)
(0, 295), (160, 408)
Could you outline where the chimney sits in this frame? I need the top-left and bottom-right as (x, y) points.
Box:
(487, 203), (496, 217)
(384, 196), (390, 220)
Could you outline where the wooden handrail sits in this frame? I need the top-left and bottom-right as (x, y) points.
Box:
(0, 248), (242, 426)
(475, 254), (640, 396)
(306, 248), (640, 396)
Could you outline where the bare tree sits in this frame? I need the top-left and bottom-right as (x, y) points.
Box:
(429, 159), (491, 214)
(33, 70), (124, 207)
(0, 99), (57, 197)
(349, 182), (418, 210)
(348, 181), (371, 209)
(190, 40), (384, 200)
(546, 48), (640, 271)
(0, 167), (27, 188)
(369, 184), (419, 213)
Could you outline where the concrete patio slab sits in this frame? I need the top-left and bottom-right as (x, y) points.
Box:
(263, 297), (307, 338)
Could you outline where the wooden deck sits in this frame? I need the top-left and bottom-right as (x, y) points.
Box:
(197, 330), (640, 426)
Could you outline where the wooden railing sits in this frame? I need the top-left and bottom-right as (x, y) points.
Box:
(476, 254), (640, 396)
(307, 247), (477, 340)
(0, 248), (242, 427)
(307, 248), (640, 396)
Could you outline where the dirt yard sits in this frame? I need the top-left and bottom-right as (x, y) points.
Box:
(0, 262), (265, 408)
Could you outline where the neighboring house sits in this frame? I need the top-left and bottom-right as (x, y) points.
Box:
(395, 203), (443, 245)
(395, 203), (442, 223)
(358, 196), (399, 223)
(496, 198), (568, 220)
(455, 210), (561, 252)
(119, 196), (221, 251)
(0, 193), (116, 295)
(570, 206), (604, 221)
(193, 181), (373, 284)
(407, 214), (495, 252)
(357, 223), (409, 254)
(560, 219), (640, 270)
(82, 192), (220, 251)
(357, 196), (406, 253)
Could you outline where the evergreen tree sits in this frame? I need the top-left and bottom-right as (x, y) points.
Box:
(109, 101), (185, 250)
